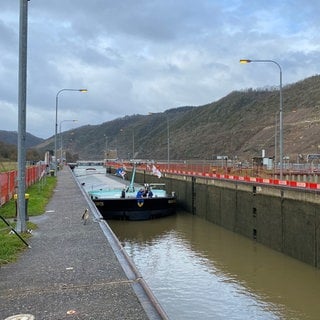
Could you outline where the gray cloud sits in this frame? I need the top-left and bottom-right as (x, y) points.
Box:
(1, 0), (320, 138)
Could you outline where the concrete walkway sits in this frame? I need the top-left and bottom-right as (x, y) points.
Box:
(0, 167), (167, 320)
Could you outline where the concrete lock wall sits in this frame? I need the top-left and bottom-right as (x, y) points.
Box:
(134, 170), (320, 268)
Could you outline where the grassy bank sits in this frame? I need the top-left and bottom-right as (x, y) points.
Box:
(0, 161), (17, 172)
(0, 176), (57, 265)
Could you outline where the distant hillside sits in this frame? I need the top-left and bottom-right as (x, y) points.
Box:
(35, 75), (320, 163)
(0, 130), (44, 148)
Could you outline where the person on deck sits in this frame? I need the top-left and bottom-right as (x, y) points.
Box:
(136, 188), (144, 198)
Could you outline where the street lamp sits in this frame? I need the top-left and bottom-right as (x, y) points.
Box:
(166, 116), (170, 169)
(16, 0), (29, 233)
(104, 134), (108, 159)
(132, 128), (135, 160)
(55, 88), (87, 175)
(59, 119), (77, 163)
(239, 59), (283, 179)
(148, 112), (170, 169)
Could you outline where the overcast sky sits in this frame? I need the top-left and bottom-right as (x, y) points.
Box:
(1, 0), (320, 139)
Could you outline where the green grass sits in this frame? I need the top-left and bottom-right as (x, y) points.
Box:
(0, 176), (57, 265)
(0, 161), (17, 172)
(0, 222), (35, 265)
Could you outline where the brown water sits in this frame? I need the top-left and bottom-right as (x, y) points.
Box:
(108, 211), (320, 320)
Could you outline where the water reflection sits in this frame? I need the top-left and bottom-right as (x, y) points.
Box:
(108, 211), (320, 320)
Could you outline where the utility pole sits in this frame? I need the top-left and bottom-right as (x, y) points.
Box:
(16, 0), (29, 233)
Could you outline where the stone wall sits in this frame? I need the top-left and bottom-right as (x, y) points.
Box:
(133, 170), (320, 268)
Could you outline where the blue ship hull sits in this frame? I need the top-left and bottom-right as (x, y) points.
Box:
(92, 196), (176, 220)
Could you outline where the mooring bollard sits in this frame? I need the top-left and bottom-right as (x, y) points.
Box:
(14, 193), (30, 221)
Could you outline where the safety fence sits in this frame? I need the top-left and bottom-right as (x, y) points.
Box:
(161, 168), (320, 190)
(106, 161), (320, 191)
(0, 164), (47, 206)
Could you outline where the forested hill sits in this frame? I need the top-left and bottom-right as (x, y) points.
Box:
(0, 130), (43, 148)
(4, 75), (320, 163)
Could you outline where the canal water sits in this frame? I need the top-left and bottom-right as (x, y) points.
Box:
(108, 211), (320, 320)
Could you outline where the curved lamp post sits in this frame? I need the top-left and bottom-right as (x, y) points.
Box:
(104, 134), (108, 159)
(148, 112), (170, 169)
(55, 88), (87, 175)
(166, 115), (170, 169)
(59, 119), (77, 163)
(239, 59), (283, 180)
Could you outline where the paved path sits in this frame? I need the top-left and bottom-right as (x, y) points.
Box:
(0, 167), (167, 320)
